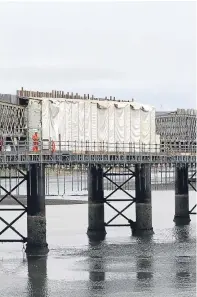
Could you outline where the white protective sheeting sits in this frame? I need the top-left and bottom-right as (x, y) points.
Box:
(28, 99), (42, 150)
(71, 101), (78, 142)
(97, 102), (109, 144)
(140, 109), (150, 144)
(130, 107), (140, 144)
(37, 98), (159, 152)
(78, 101), (85, 149)
(150, 107), (156, 144)
(114, 103), (125, 151)
(108, 104), (115, 151)
(91, 102), (98, 150)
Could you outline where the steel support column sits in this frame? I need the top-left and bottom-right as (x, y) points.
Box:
(174, 165), (190, 225)
(26, 164), (49, 255)
(87, 165), (106, 240)
(133, 164), (153, 236)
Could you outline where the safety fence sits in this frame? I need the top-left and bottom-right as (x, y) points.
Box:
(0, 140), (196, 155)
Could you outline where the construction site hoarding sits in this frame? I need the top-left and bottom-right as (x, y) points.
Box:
(27, 97), (160, 152)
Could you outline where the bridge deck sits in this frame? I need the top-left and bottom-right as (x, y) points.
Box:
(0, 150), (196, 165)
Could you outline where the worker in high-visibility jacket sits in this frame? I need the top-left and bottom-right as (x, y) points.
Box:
(51, 140), (56, 153)
(32, 132), (39, 152)
(0, 137), (3, 152)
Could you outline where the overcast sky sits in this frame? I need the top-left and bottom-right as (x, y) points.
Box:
(0, 1), (196, 110)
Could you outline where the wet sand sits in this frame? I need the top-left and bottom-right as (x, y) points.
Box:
(0, 191), (196, 297)
(0, 196), (87, 205)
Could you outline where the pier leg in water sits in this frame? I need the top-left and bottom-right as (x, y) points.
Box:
(174, 165), (190, 225)
(26, 164), (49, 255)
(132, 164), (153, 236)
(27, 255), (48, 296)
(87, 165), (106, 240)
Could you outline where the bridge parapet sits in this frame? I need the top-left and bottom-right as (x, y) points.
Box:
(0, 140), (196, 165)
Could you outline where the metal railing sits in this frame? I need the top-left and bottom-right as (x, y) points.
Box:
(0, 140), (196, 155)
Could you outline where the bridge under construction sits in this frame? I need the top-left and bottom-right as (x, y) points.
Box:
(0, 88), (196, 255)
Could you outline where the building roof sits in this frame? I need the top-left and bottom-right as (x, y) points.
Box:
(156, 111), (170, 117)
(156, 109), (197, 117)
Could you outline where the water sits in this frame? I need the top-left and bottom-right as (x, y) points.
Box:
(1, 166), (195, 196)
(0, 191), (196, 297)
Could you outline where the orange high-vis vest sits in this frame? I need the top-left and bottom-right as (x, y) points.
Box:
(32, 133), (39, 152)
(0, 138), (3, 152)
(52, 140), (56, 153)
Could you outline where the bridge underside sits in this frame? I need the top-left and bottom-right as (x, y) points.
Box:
(0, 163), (196, 244)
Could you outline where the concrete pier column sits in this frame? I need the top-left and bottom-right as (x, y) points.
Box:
(174, 165), (190, 225)
(26, 164), (49, 255)
(87, 165), (106, 239)
(133, 164), (153, 236)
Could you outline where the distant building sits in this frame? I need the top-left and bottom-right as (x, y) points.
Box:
(0, 93), (19, 105)
(156, 109), (196, 151)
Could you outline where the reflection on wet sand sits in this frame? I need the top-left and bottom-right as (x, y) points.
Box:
(175, 256), (194, 288)
(27, 255), (48, 297)
(88, 239), (105, 293)
(87, 235), (155, 296)
(135, 236), (154, 292)
(136, 256), (153, 281)
(174, 225), (196, 291)
(19, 194), (196, 297)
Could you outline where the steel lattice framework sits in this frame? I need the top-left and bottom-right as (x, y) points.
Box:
(0, 167), (27, 243)
(0, 101), (27, 137)
(156, 109), (197, 147)
(103, 166), (136, 227)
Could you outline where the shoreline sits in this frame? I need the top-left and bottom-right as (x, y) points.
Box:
(0, 183), (194, 205)
(0, 197), (87, 205)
